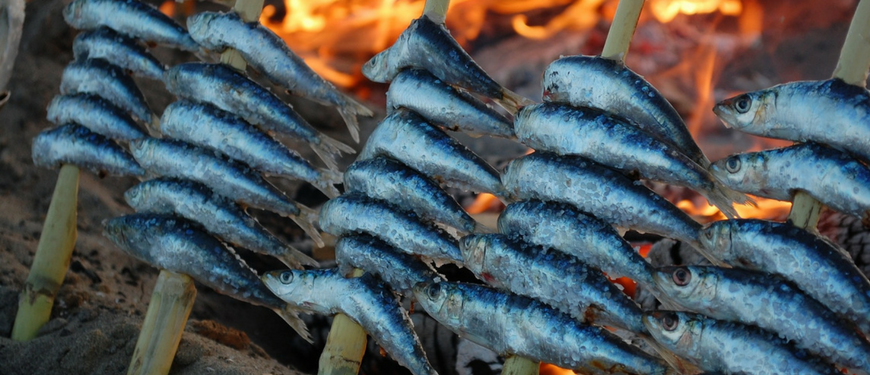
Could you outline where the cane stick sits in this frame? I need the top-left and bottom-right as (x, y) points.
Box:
(318, 268), (367, 375)
(789, 0), (870, 229)
(422, 0), (451, 25)
(601, 0), (644, 62)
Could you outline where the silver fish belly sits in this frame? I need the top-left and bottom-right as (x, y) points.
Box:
(186, 11), (371, 143)
(46, 93), (147, 141)
(413, 281), (671, 375)
(461, 233), (645, 333)
(164, 62), (354, 170)
(387, 69), (514, 139)
(654, 265), (870, 373)
(644, 311), (839, 375)
(362, 15), (532, 113)
(714, 78), (870, 162)
(344, 157), (484, 235)
(358, 109), (508, 199)
(334, 234), (440, 295)
(63, 0), (201, 52)
(542, 55), (709, 168)
(262, 269), (437, 375)
(319, 192), (462, 263)
(128, 138), (323, 247)
(103, 213), (310, 341)
(160, 100), (341, 198)
(515, 103), (747, 217)
(709, 142), (870, 222)
(60, 58), (154, 125)
(124, 178), (316, 269)
(73, 27), (165, 81)
(32, 123), (144, 176)
(699, 219), (870, 338)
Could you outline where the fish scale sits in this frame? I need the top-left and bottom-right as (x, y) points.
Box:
(72, 27), (165, 81)
(32, 124), (144, 177)
(46, 93), (147, 141)
(334, 234), (440, 295)
(60, 58), (154, 126)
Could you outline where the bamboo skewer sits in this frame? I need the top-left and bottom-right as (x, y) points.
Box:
(422, 0), (451, 25)
(502, 355), (540, 375)
(319, 268), (367, 375)
(789, 0), (870, 229)
(11, 164), (80, 341)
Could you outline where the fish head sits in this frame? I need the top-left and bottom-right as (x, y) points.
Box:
(261, 270), (318, 302)
(709, 152), (765, 192)
(713, 90), (774, 130)
(643, 311), (701, 356)
(185, 12), (212, 41)
(458, 234), (490, 274)
(698, 221), (735, 262)
(102, 214), (167, 262)
(62, 0), (84, 26)
(413, 280), (464, 327)
(361, 49), (396, 83)
(653, 266), (717, 303)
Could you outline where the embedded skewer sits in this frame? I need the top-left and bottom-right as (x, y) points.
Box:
(319, 268), (368, 375)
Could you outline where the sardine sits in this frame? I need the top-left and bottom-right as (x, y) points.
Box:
(160, 100), (341, 198)
(699, 219), (870, 338)
(644, 311), (839, 375)
(714, 78), (870, 162)
(516, 103), (749, 217)
(46, 93), (147, 141)
(103, 213), (310, 342)
(542, 55), (710, 169)
(461, 233), (644, 333)
(60, 58), (155, 127)
(362, 15), (532, 114)
(334, 234), (440, 295)
(502, 152), (709, 257)
(344, 157), (488, 235)
(128, 138), (323, 247)
(164, 63), (354, 171)
(32, 123), (144, 176)
(413, 281), (673, 375)
(63, 0), (201, 52)
(186, 11), (371, 143)
(709, 143), (870, 223)
(72, 27), (165, 81)
(319, 192), (462, 264)
(262, 268), (437, 375)
(386, 69), (514, 139)
(124, 178), (317, 268)
(359, 109), (508, 199)
(654, 265), (870, 374)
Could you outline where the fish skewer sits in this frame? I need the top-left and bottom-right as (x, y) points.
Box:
(60, 58), (155, 128)
(72, 27), (165, 81)
(187, 11), (372, 143)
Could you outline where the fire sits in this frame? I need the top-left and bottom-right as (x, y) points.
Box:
(649, 0), (742, 23)
(677, 196), (793, 222)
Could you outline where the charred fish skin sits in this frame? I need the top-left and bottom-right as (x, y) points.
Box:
(73, 27), (165, 81)
(60, 58), (154, 126)
(542, 55), (710, 168)
(709, 142), (870, 222)
(644, 311), (840, 375)
(63, 0), (201, 52)
(344, 157), (484, 235)
(516, 103), (748, 217)
(359, 109), (508, 199)
(128, 138), (324, 247)
(460, 233), (645, 333)
(387, 69), (515, 139)
(699, 219), (870, 338)
(160, 100), (341, 198)
(319, 192), (462, 264)
(262, 269), (438, 375)
(654, 265), (870, 373)
(124, 178), (316, 268)
(413, 281), (672, 375)
(362, 15), (532, 113)
(103, 213), (311, 341)
(334, 234), (439, 294)
(46, 93), (147, 141)
(32, 124), (144, 176)
(186, 11), (371, 143)
(164, 63), (354, 171)
(715, 79), (870, 162)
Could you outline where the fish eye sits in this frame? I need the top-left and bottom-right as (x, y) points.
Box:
(704, 229), (714, 240)
(734, 95), (752, 114)
(427, 283), (442, 300)
(662, 313), (680, 331)
(725, 157), (741, 173)
(672, 268), (691, 286)
(279, 271), (294, 284)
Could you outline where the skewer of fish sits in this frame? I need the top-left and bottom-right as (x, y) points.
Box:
(334, 234), (441, 295)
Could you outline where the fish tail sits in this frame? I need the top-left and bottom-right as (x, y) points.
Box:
(496, 87), (535, 115)
(312, 168), (343, 199)
(312, 133), (356, 171)
(336, 95), (373, 144)
(684, 238), (732, 268)
(291, 203), (325, 248)
(278, 243), (319, 269)
(274, 305), (312, 343)
(640, 333), (700, 375)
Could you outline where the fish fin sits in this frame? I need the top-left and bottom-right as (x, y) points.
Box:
(312, 133), (356, 171)
(700, 184), (746, 219)
(336, 95), (373, 144)
(291, 203), (325, 248)
(312, 168), (343, 199)
(684, 239), (732, 268)
(275, 305), (313, 343)
(495, 87), (535, 115)
(472, 221), (496, 234)
(278, 243), (320, 269)
(640, 334), (702, 375)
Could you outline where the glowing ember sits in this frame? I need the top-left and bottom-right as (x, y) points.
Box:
(649, 0), (742, 23)
(465, 193), (503, 214)
(540, 363), (576, 375)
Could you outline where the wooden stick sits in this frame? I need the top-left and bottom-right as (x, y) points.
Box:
(601, 0), (644, 62)
(422, 0), (451, 25)
(11, 164), (80, 341)
(127, 271), (197, 375)
(789, 0), (870, 229)
(220, 0), (265, 68)
(502, 356), (540, 375)
(318, 268), (367, 375)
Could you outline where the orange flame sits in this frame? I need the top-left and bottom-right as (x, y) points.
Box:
(677, 196), (793, 222)
(649, 0), (742, 23)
